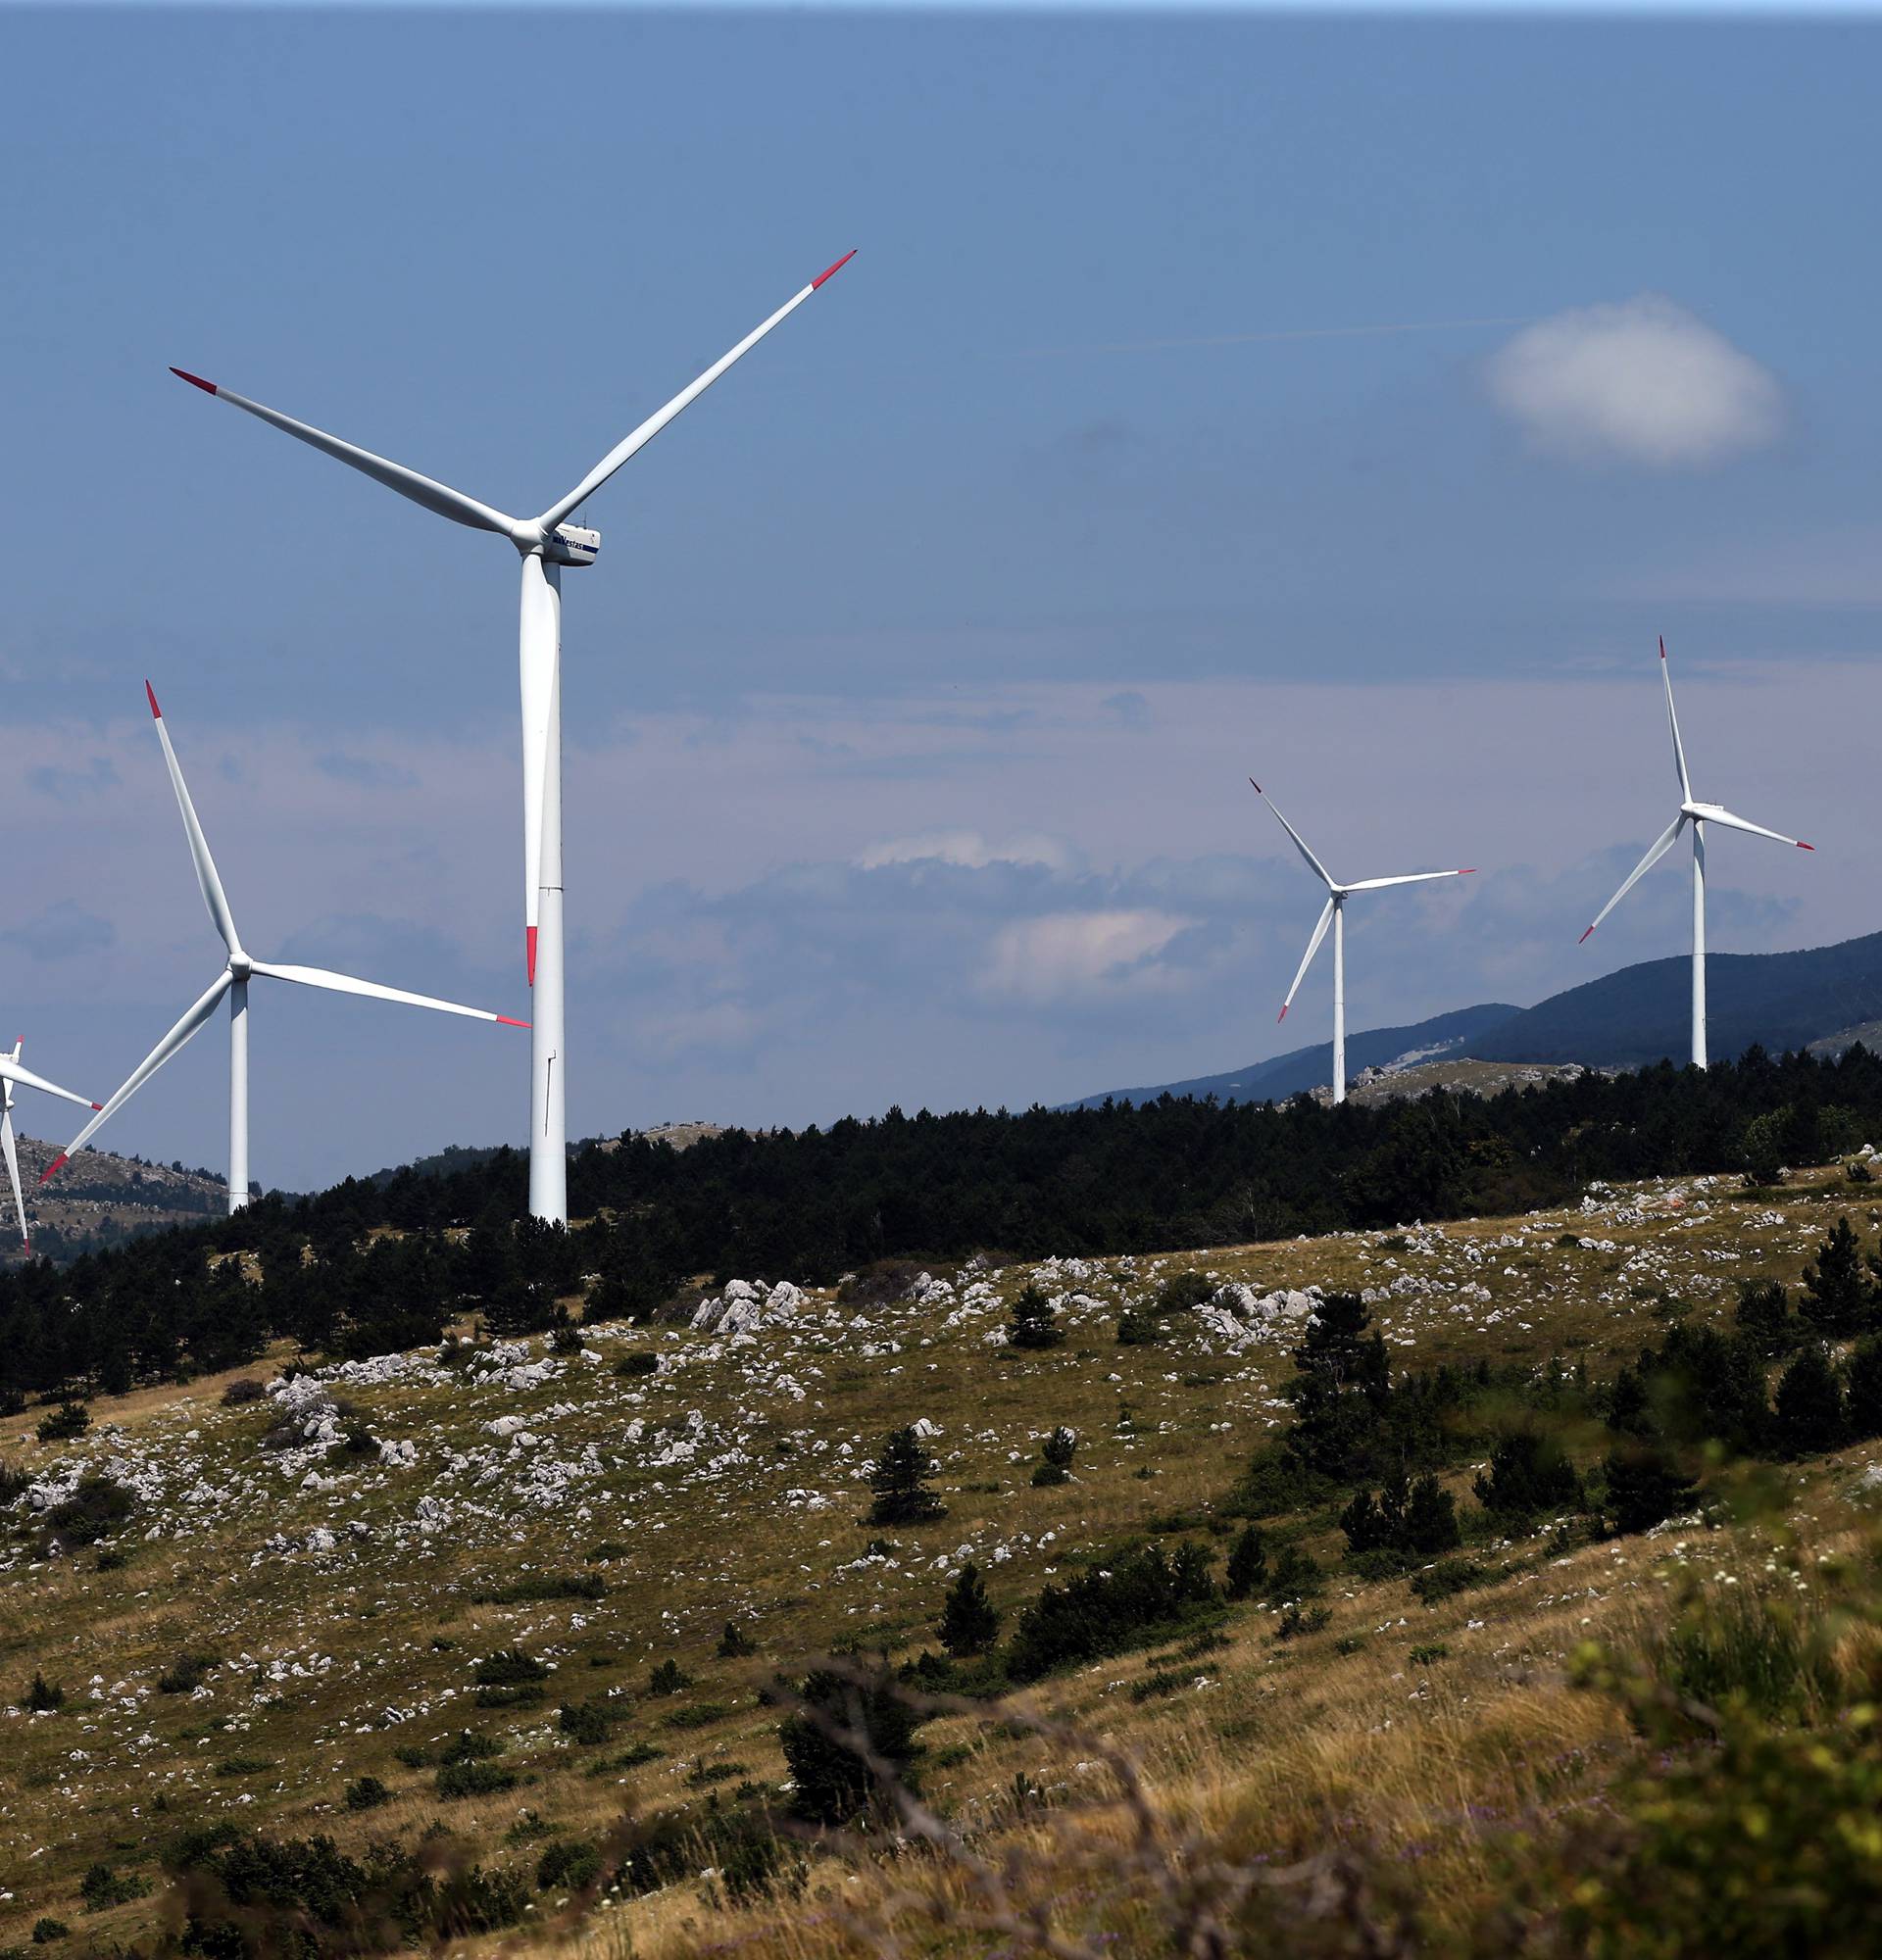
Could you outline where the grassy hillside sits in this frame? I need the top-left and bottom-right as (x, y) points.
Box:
(0, 1133), (229, 1268)
(7, 1163), (1882, 1954)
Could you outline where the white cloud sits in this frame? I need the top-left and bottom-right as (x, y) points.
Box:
(1486, 294), (1784, 467)
(983, 909), (1192, 1003)
(857, 830), (1073, 872)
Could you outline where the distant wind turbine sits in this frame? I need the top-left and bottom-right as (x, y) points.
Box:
(1251, 779), (1475, 1104)
(1579, 638), (1813, 1069)
(167, 250), (856, 1225)
(1, 1040), (101, 1254)
(42, 685), (527, 1214)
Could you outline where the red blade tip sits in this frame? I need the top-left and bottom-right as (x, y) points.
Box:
(145, 680), (162, 719)
(1459, 868), (1478, 875)
(497, 1016), (531, 1030)
(1797, 841), (1815, 851)
(812, 249), (857, 290)
(1578, 926), (1595, 944)
(89, 1102), (104, 1111)
(525, 925), (537, 987)
(1276, 1005), (1289, 1022)
(170, 367), (218, 396)
(1249, 778), (1263, 794)
(38, 1152), (67, 1184)
(1659, 636), (1667, 660)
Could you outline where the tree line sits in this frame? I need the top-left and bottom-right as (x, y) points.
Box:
(2, 1043), (1879, 1401)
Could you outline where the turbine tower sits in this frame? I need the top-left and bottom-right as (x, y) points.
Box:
(1, 1041), (101, 1254)
(42, 685), (527, 1214)
(1251, 779), (1474, 1104)
(168, 251), (856, 1224)
(1579, 638), (1813, 1069)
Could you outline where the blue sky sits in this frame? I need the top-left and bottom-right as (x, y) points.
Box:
(3, 6), (1880, 1191)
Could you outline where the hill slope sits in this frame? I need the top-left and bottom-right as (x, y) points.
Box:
(1065, 1002), (1520, 1108)
(1474, 927), (1882, 1068)
(4, 1166), (1878, 1957)
(1, 1131), (229, 1265)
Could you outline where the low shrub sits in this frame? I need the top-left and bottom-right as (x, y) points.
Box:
(472, 1646), (548, 1687)
(647, 1658), (691, 1695)
(471, 1572), (604, 1604)
(220, 1378), (266, 1406)
(21, 1671), (64, 1712)
(157, 1651), (221, 1695)
(35, 1401), (90, 1444)
(1007, 1540), (1218, 1681)
(436, 1758), (520, 1799)
(343, 1776), (391, 1811)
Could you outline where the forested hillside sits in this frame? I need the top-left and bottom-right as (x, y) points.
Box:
(3, 1044), (1879, 1402)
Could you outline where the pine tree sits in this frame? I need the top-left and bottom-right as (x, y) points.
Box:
(867, 1427), (947, 1525)
(938, 1561), (999, 1656)
(1772, 1345), (1847, 1459)
(1401, 1472), (1462, 1555)
(1603, 1442), (1698, 1536)
(1800, 1217), (1874, 1339)
(1473, 1429), (1583, 1519)
(1734, 1279), (1798, 1358)
(1847, 1336), (1882, 1443)
(1224, 1524), (1267, 1601)
(1007, 1284), (1065, 1350)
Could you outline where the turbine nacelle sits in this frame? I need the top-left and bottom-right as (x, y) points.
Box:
(514, 520), (600, 567)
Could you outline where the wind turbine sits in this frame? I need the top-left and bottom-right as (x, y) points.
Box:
(1251, 779), (1475, 1104)
(41, 684), (527, 1214)
(2, 1042), (101, 1254)
(167, 250), (856, 1224)
(1579, 638), (1813, 1069)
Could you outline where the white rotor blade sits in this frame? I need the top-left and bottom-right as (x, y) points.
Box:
(0, 1055), (102, 1112)
(1278, 897), (1336, 1021)
(1579, 814), (1686, 944)
(535, 251), (857, 532)
(1, 1107), (25, 1250)
(1695, 805), (1814, 851)
(43, 972), (233, 1179)
(248, 959), (529, 1027)
(146, 682), (238, 952)
(1659, 637), (1692, 801)
(170, 368), (519, 537)
(1344, 868), (1476, 893)
(1249, 778), (1335, 890)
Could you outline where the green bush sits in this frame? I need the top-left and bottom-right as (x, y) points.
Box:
(536, 1838), (604, 1892)
(29, 1921), (68, 1945)
(1224, 1524), (1267, 1601)
(342, 1776), (390, 1811)
(1008, 1541), (1217, 1681)
(157, 1651), (221, 1695)
(1473, 1430), (1584, 1519)
(557, 1698), (619, 1745)
(472, 1646), (548, 1687)
(435, 1758), (519, 1799)
(39, 1475), (135, 1551)
(470, 1572), (604, 1604)
(77, 1863), (149, 1912)
(717, 1620), (758, 1657)
(1410, 1558), (1489, 1605)
(34, 1400), (90, 1444)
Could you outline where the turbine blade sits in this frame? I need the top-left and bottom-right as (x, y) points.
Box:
(1660, 636), (1693, 801)
(1, 1107), (25, 1250)
(170, 368), (518, 536)
(535, 251), (858, 531)
(247, 959), (529, 1027)
(0, 1056), (102, 1112)
(1249, 778), (1335, 889)
(1579, 814), (1686, 944)
(1702, 806), (1813, 850)
(145, 682), (239, 953)
(1278, 897), (1336, 1020)
(43, 972), (233, 1177)
(1343, 868), (1477, 892)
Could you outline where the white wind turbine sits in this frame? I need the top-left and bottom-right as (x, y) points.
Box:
(169, 250), (856, 1225)
(1579, 638), (1813, 1069)
(1252, 779), (1475, 1104)
(40, 684), (527, 1214)
(2, 1041), (101, 1254)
